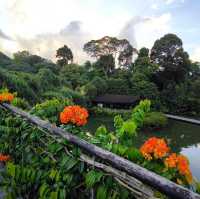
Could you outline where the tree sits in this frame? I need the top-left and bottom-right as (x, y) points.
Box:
(138, 47), (149, 58)
(134, 47), (158, 78)
(83, 36), (136, 68)
(150, 33), (191, 86)
(13, 51), (30, 63)
(13, 51), (45, 66)
(130, 72), (160, 106)
(95, 54), (115, 76)
(56, 45), (73, 67)
(0, 51), (11, 65)
(60, 64), (87, 89)
(91, 76), (108, 95)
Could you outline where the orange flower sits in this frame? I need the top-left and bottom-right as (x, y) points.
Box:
(60, 105), (89, 126)
(0, 92), (14, 103)
(164, 153), (178, 168)
(165, 153), (193, 184)
(140, 137), (169, 160)
(177, 155), (192, 183)
(0, 154), (10, 162)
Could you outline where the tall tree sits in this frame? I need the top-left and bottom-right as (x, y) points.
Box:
(83, 36), (136, 68)
(150, 33), (191, 87)
(56, 45), (73, 67)
(95, 54), (115, 76)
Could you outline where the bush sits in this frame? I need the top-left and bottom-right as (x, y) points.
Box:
(30, 98), (73, 123)
(90, 106), (131, 118)
(143, 112), (167, 128)
(11, 97), (30, 110)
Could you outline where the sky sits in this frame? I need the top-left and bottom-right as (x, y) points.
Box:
(0, 0), (200, 63)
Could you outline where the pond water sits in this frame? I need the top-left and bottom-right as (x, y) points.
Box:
(84, 116), (200, 181)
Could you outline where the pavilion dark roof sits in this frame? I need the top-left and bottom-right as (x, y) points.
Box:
(93, 94), (139, 104)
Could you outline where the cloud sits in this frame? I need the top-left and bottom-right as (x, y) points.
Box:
(119, 16), (151, 48)
(0, 13), (172, 63)
(191, 47), (200, 62)
(14, 21), (91, 63)
(136, 13), (171, 49)
(0, 29), (13, 41)
(119, 13), (171, 50)
(151, 3), (159, 9)
(163, 0), (185, 4)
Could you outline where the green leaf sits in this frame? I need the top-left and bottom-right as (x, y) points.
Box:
(49, 169), (58, 180)
(64, 157), (78, 171)
(85, 170), (104, 188)
(39, 183), (49, 197)
(59, 189), (66, 199)
(96, 185), (107, 199)
(6, 162), (16, 177)
(122, 120), (137, 136)
(50, 191), (58, 199)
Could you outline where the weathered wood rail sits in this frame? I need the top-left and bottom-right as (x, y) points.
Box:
(1, 103), (200, 199)
(165, 114), (200, 125)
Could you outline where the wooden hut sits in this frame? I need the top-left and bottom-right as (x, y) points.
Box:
(92, 94), (140, 109)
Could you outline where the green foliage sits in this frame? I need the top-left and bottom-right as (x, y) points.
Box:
(30, 98), (72, 123)
(82, 83), (97, 100)
(91, 77), (108, 95)
(0, 109), (139, 199)
(85, 170), (104, 188)
(143, 112), (168, 128)
(96, 185), (107, 199)
(56, 45), (73, 67)
(36, 68), (60, 92)
(11, 97), (30, 110)
(195, 180), (200, 194)
(107, 78), (131, 94)
(95, 54), (115, 76)
(91, 107), (131, 118)
(131, 99), (151, 127)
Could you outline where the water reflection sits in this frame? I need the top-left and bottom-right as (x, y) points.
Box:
(85, 117), (200, 180)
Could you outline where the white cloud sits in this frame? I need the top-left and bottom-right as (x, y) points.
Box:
(14, 21), (92, 63)
(191, 47), (200, 62)
(0, 29), (12, 40)
(135, 13), (172, 49)
(119, 16), (151, 47)
(163, 0), (185, 4)
(151, 3), (159, 9)
(0, 0), (173, 63)
(164, 0), (176, 4)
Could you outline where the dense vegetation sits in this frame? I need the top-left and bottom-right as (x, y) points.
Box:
(0, 33), (200, 198)
(1, 96), (199, 198)
(0, 33), (200, 116)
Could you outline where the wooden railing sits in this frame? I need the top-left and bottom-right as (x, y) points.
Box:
(1, 103), (200, 199)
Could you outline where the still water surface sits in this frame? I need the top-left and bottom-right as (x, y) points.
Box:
(85, 116), (200, 180)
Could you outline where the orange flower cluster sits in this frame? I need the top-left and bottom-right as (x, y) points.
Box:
(140, 137), (170, 160)
(0, 154), (10, 162)
(140, 137), (193, 184)
(165, 153), (192, 183)
(0, 92), (14, 103)
(60, 105), (89, 126)
(164, 153), (177, 168)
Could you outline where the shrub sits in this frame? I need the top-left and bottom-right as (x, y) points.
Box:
(90, 107), (131, 118)
(143, 112), (167, 128)
(11, 97), (29, 110)
(30, 98), (73, 123)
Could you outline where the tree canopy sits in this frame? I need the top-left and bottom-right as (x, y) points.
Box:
(150, 34), (191, 86)
(83, 36), (137, 68)
(56, 45), (73, 67)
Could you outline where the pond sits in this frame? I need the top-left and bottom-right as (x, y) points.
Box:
(84, 116), (200, 181)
